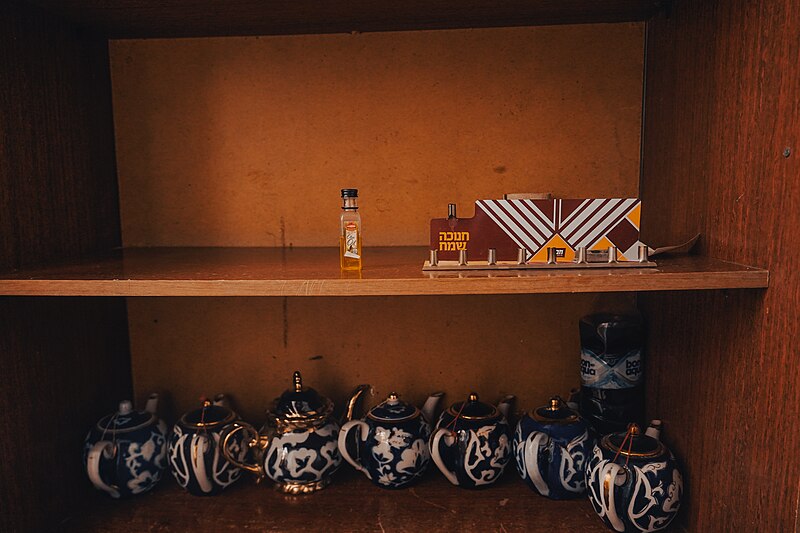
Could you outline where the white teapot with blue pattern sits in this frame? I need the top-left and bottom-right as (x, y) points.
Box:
(338, 391), (443, 489)
(83, 394), (168, 498)
(221, 371), (369, 494)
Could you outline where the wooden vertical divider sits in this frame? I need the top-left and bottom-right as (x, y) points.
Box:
(0, 3), (129, 530)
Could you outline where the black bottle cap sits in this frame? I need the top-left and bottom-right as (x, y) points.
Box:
(341, 189), (358, 198)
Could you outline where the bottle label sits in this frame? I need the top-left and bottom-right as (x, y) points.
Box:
(344, 222), (360, 259)
(580, 348), (642, 389)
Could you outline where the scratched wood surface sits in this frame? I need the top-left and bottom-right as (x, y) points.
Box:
(64, 469), (616, 532)
(0, 247), (768, 296)
(640, 0), (800, 530)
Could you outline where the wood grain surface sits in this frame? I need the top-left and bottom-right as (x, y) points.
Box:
(27, 0), (663, 39)
(640, 0), (800, 530)
(0, 247), (768, 296)
(0, 298), (132, 533)
(109, 25), (644, 248)
(63, 466), (613, 532)
(0, 1), (120, 270)
(0, 3), (130, 532)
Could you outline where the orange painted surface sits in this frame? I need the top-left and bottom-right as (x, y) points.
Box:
(111, 24), (643, 247)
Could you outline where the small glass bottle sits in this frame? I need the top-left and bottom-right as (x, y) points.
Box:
(340, 189), (362, 271)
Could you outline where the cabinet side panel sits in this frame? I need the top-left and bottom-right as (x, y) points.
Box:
(0, 3), (129, 531)
(640, 0), (800, 530)
(0, 1), (120, 270)
(0, 297), (132, 532)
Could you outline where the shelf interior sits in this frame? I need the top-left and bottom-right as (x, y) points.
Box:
(0, 246), (768, 296)
(63, 469), (612, 532)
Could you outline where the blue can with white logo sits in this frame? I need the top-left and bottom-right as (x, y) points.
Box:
(579, 314), (644, 435)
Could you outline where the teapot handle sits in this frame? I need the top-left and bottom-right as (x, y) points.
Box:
(338, 420), (370, 478)
(600, 462), (627, 532)
(191, 434), (213, 494)
(524, 431), (551, 497)
(86, 441), (121, 498)
(430, 428), (459, 486)
(220, 421), (267, 481)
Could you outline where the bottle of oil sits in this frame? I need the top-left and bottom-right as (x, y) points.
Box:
(339, 189), (362, 271)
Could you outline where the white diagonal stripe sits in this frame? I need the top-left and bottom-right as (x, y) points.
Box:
(561, 199), (606, 237)
(559, 198), (591, 229)
(576, 199), (638, 249)
(520, 199), (556, 231)
(478, 201), (542, 251)
(498, 200), (548, 243)
(566, 199), (623, 246)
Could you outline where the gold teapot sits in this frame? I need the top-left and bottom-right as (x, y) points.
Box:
(221, 371), (368, 494)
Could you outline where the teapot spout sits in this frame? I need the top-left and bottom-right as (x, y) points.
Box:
(497, 395), (515, 419)
(144, 393), (159, 414)
(344, 384), (371, 423)
(213, 393), (230, 409)
(645, 419), (663, 441)
(421, 392), (444, 423)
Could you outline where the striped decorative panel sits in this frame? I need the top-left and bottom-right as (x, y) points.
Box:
(430, 198), (643, 262)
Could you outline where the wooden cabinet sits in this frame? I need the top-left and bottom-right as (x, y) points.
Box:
(2, 1), (797, 531)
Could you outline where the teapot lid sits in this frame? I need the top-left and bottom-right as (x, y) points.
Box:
(532, 396), (580, 424)
(96, 400), (156, 434)
(367, 393), (420, 422)
(179, 399), (236, 429)
(602, 424), (666, 458)
(273, 371), (332, 420)
(446, 393), (499, 420)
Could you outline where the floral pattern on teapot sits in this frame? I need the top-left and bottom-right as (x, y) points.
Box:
(513, 397), (594, 499)
(263, 421), (342, 484)
(430, 393), (513, 489)
(83, 395), (168, 499)
(585, 423), (683, 533)
(339, 392), (442, 490)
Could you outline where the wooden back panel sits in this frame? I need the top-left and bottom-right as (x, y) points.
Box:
(110, 24), (644, 247)
(641, 1), (800, 529)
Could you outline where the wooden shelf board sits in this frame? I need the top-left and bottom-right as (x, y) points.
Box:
(25, 1), (663, 39)
(0, 247), (768, 296)
(62, 470), (611, 532)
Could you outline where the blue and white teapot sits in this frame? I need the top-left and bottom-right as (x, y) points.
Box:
(338, 391), (443, 489)
(221, 371), (369, 494)
(83, 394), (168, 498)
(514, 396), (594, 499)
(430, 392), (514, 489)
(586, 421), (683, 532)
(168, 395), (246, 496)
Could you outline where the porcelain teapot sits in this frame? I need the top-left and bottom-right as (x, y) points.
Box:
(83, 394), (168, 498)
(168, 394), (246, 496)
(430, 393), (514, 488)
(338, 391), (443, 489)
(513, 396), (594, 499)
(221, 371), (368, 494)
(586, 421), (683, 532)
